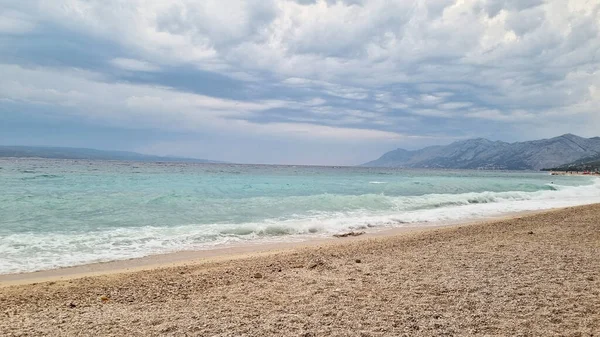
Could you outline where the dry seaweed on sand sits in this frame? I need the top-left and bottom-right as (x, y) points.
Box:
(333, 231), (366, 238)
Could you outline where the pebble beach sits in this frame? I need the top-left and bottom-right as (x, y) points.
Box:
(2, 204), (599, 336)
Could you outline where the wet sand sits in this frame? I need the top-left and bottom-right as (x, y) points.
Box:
(0, 225), (442, 287)
(0, 211), (542, 287)
(2, 204), (599, 336)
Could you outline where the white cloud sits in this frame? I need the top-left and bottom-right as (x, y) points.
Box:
(0, 64), (278, 125)
(227, 120), (406, 141)
(2, 0), (600, 143)
(0, 10), (36, 34)
(110, 58), (160, 72)
(410, 109), (454, 118)
(32, 1), (597, 117)
(465, 108), (534, 121)
(281, 77), (370, 100)
(420, 94), (444, 105)
(438, 102), (474, 110)
(0, 64), (408, 142)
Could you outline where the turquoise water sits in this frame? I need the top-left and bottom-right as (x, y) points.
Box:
(1, 158), (599, 274)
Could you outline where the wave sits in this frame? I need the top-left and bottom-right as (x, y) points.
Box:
(20, 174), (63, 180)
(1, 178), (599, 274)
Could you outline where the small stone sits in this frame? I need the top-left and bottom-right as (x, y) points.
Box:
(68, 303), (77, 308)
(355, 259), (361, 263)
(99, 295), (109, 302)
(253, 273), (263, 279)
(528, 231), (534, 235)
(308, 261), (322, 269)
(408, 324), (420, 331)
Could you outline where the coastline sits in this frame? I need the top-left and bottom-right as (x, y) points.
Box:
(3, 166), (599, 279)
(0, 208), (557, 286)
(549, 171), (600, 176)
(2, 204), (599, 336)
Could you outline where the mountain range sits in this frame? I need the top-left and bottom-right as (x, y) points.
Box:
(548, 153), (600, 171)
(0, 146), (218, 163)
(363, 134), (600, 170)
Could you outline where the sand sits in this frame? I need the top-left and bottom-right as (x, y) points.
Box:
(0, 225), (445, 287)
(2, 205), (599, 336)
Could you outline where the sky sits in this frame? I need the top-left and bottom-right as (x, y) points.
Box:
(0, 0), (599, 165)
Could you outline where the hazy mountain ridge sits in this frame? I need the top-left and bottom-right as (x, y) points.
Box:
(548, 153), (600, 171)
(364, 134), (600, 170)
(0, 146), (219, 163)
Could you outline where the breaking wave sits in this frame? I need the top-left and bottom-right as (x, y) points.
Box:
(2, 178), (599, 274)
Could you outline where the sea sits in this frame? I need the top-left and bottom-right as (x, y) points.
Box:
(1, 158), (599, 275)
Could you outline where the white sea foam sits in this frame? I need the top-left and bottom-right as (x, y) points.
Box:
(369, 181), (387, 184)
(1, 178), (599, 274)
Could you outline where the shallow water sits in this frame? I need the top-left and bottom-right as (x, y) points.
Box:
(1, 158), (599, 274)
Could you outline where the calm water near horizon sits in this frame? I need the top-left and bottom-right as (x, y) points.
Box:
(1, 158), (599, 274)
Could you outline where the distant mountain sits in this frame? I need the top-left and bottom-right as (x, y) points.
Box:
(0, 146), (220, 163)
(546, 153), (600, 171)
(363, 134), (600, 170)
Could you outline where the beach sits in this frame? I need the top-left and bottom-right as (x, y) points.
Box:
(3, 159), (600, 276)
(2, 204), (599, 336)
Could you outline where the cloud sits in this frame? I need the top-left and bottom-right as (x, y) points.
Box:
(227, 120), (406, 141)
(438, 102), (474, 110)
(281, 77), (369, 100)
(465, 108), (534, 121)
(1, 0), (600, 163)
(39, 1), (596, 110)
(410, 109), (454, 118)
(0, 64), (410, 142)
(0, 10), (36, 34)
(110, 58), (160, 72)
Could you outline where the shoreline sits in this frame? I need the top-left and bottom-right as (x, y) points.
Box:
(2, 203), (599, 336)
(2, 174), (598, 285)
(0, 223), (451, 287)
(0, 207), (569, 286)
(549, 171), (600, 176)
